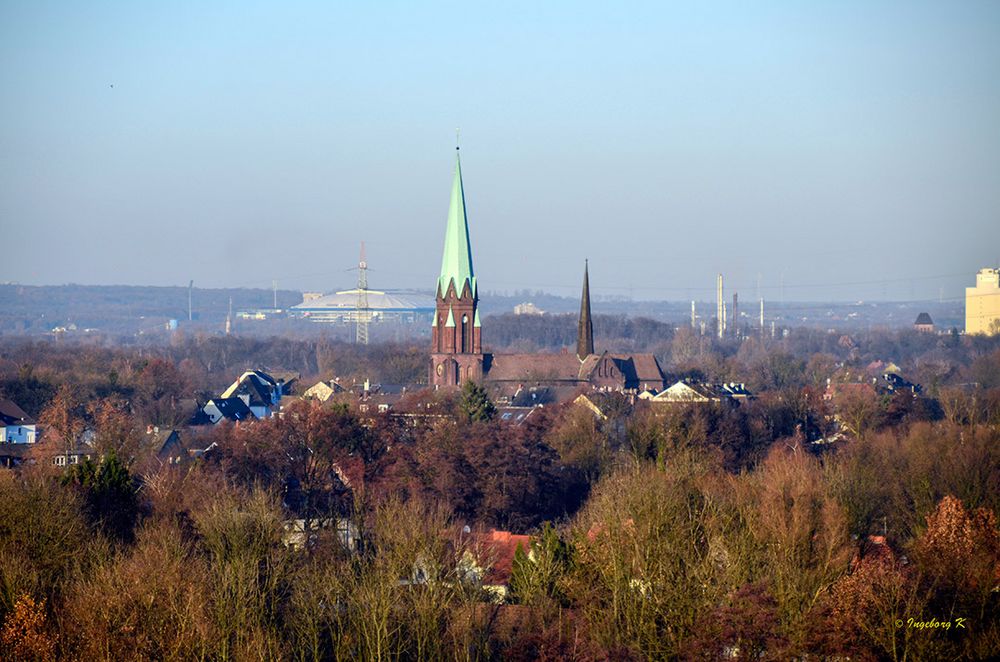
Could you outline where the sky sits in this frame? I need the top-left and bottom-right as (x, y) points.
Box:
(2, 1), (999, 302)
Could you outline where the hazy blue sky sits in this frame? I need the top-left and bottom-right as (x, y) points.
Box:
(2, 1), (999, 302)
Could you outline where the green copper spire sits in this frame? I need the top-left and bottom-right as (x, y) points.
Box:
(445, 306), (456, 327)
(438, 148), (476, 298)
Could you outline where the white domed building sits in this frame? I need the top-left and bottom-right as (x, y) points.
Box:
(291, 288), (434, 324)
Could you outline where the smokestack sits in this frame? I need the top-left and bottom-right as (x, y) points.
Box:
(733, 292), (739, 339)
(760, 298), (764, 339)
(716, 274), (724, 339)
(691, 300), (696, 328)
(188, 280), (193, 321)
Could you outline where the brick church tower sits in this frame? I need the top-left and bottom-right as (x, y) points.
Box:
(430, 147), (483, 387)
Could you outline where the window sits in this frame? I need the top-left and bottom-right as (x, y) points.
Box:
(54, 456), (66, 466)
(70, 455), (79, 465)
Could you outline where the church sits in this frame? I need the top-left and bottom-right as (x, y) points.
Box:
(429, 148), (666, 397)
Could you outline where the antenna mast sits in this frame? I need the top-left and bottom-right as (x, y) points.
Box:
(356, 242), (369, 345)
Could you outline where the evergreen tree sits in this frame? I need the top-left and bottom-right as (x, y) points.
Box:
(62, 450), (140, 544)
(458, 380), (496, 422)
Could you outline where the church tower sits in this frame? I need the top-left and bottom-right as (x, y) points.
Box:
(430, 147), (483, 386)
(577, 260), (594, 360)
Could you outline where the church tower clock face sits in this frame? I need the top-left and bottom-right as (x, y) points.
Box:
(437, 363), (444, 376)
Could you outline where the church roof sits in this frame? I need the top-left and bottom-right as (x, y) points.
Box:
(484, 353), (583, 383)
(438, 149), (476, 298)
(621, 354), (666, 385)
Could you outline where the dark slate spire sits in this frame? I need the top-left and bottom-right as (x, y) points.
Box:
(577, 260), (594, 360)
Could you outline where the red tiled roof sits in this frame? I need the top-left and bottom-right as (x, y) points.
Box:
(472, 529), (533, 585)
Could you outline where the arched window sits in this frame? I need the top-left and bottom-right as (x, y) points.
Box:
(461, 314), (469, 353)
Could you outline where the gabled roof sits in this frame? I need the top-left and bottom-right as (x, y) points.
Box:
(484, 352), (583, 383)
(619, 354), (666, 386)
(221, 370), (278, 407)
(438, 150), (476, 298)
(206, 397), (255, 422)
(146, 429), (183, 459)
(304, 381), (337, 402)
(578, 353), (602, 379)
(914, 312), (934, 325)
(653, 381), (723, 402)
(0, 400), (33, 426)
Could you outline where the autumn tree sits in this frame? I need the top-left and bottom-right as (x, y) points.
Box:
(509, 522), (574, 609)
(547, 405), (613, 482)
(819, 544), (925, 661)
(0, 470), (91, 617)
(61, 523), (212, 660)
(193, 487), (290, 659)
(87, 396), (141, 460)
(36, 384), (86, 455)
(909, 496), (1000, 658)
(567, 461), (723, 659)
(736, 445), (853, 650)
(833, 384), (882, 440)
(0, 595), (56, 662)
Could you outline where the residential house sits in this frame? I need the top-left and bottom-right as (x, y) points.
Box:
(914, 312), (934, 333)
(461, 529), (533, 603)
(200, 397), (255, 424)
(219, 370), (284, 419)
(0, 400), (37, 444)
(303, 379), (345, 402)
(283, 518), (361, 552)
(145, 426), (186, 465)
(650, 380), (752, 405)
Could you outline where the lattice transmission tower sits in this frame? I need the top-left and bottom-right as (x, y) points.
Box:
(355, 242), (370, 345)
